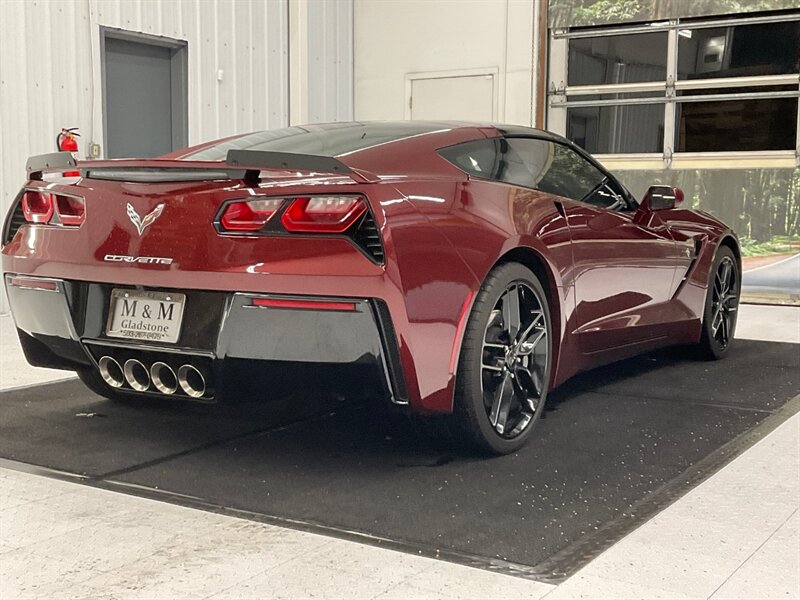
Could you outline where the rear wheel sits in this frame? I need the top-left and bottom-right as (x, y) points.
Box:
(697, 246), (740, 360)
(453, 263), (552, 455)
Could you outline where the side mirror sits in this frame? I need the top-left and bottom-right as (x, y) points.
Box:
(642, 185), (684, 211)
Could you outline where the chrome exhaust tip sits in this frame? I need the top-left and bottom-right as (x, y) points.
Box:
(177, 364), (206, 398)
(98, 356), (124, 388)
(123, 359), (151, 392)
(150, 362), (178, 395)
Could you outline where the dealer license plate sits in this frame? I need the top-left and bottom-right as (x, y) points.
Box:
(106, 289), (186, 344)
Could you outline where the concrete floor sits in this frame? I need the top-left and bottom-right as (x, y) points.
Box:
(1, 304), (798, 599)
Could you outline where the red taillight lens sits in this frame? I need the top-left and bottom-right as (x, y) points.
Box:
(54, 194), (86, 226)
(22, 191), (54, 223)
(281, 196), (367, 233)
(220, 198), (284, 232)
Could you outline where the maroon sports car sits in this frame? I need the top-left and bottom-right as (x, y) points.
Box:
(2, 122), (741, 454)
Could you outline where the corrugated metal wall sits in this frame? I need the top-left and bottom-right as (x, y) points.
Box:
(307, 0), (353, 123)
(0, 0), (291, 315)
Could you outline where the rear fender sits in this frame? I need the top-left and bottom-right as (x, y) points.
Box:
(387, 179), (575, 410)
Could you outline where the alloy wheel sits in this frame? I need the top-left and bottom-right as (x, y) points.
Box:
(481, 281), (549, 439)
(710, 255), (738, 349)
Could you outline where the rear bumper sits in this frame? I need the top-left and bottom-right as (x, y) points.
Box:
(4, 274), (407, 404)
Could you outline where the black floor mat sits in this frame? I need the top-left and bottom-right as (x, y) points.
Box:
(1, 340), (797, 578)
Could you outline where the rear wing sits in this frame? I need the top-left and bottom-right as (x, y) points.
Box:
(225, 149), (353, 175)
(26, 152), (77, 180)
(25, 150), (373, 183)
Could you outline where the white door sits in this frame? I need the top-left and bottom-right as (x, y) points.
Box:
(409, 74), (495, 121)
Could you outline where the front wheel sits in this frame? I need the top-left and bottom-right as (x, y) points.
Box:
(454, 263), (552, 455)
(697, 246), (740, 360)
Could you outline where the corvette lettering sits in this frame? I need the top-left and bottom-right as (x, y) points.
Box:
(103, 255), (173, 265)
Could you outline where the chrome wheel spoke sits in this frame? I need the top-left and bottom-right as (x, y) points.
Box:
(503, 285), (522, 342)
(489, 372), (514, 434)
(711, 308), (722, 336)
(517, 326), (546, 357)
(513, 363), (541, 411)
(720, 261), (732, 295)
(719, 312), (729, 344)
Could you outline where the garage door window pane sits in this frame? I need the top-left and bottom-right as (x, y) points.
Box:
(567, 104), (664, 154)
(678, 21), (800, 80)
(677, 97), (798, 152)
(568, 32), (668, 86)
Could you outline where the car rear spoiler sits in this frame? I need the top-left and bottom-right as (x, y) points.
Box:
(25, 150), (375, 183)
(26, 152), (78, 180)
(225, 149), (354, 175)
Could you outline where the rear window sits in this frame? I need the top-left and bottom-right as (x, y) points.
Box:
(438, 137), (607, 201)
(184, 122), (448, 161)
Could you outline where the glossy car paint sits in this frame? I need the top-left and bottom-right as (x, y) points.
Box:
(2, 123), (738, 413)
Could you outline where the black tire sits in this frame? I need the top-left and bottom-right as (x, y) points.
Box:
(697, 245), (740, 360)
(452, 262), (552, 455)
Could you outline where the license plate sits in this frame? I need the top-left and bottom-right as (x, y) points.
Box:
(106, 289), (185, 344)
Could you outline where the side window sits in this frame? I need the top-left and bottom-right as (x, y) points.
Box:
(514, 139), (606, 204)
(437, 138), (504, 180)
(438, 138), (546, 189)
(439, 137), (619, 208)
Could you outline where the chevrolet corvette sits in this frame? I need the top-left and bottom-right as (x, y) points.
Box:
(2, 122), (741, 454)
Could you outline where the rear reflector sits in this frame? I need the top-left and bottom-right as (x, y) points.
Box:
(220, 198), (284, 231)
(281, 196), (367, 233)
(8, 277), (59, 291)
(21, 191), (54, 223)
(54, 194), (86, 226)
(251, 297), (357, 311)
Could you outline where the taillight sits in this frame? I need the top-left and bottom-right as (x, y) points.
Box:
(21, 191), (54, 223)
(220, 198), (284, 232)
(281, 196), (367, 233)
(19, 190), (85, 227)
(54, 194), (86, 226)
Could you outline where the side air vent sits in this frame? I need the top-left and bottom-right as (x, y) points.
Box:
(372, 299), (408, 403)
(2, 194), (25, 245)
(351, 211), (384, 264)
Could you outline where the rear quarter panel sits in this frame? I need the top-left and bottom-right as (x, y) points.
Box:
(389, 178), (579, 396)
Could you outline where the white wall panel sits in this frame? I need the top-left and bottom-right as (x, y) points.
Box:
(354, 0), (536, 126)
(0, 0), (290, 315)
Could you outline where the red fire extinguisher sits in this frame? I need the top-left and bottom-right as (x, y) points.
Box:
(56, 127), (80, 177)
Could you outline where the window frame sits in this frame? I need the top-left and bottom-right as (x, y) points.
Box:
(547, 12), (800, 170)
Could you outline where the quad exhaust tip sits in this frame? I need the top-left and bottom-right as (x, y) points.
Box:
(97, 356), (206, 398)
(98, 356), (124, 388)
(150, 362), (178, 395)
(123, 358), (150, 392)
(178, 364), (206, 398)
